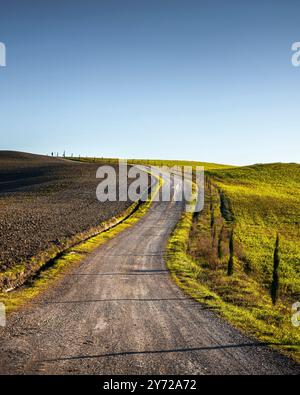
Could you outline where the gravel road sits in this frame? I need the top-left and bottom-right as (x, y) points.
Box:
(0, 169), (298, 375)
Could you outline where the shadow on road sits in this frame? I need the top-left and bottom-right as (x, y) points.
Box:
(68, 269), (169, 276)
(35, 297), (205, 304)
(39, 342), (283, 363)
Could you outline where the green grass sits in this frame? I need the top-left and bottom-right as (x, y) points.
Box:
(167, 162), (300, 362)
(207, 163), (300, 299)
(166, 197), (300, 363)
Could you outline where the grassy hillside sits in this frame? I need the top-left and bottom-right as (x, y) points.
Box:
(187, 162), (300, 359)
(208, 163), (300, 298)
(69, 156), (233, 171)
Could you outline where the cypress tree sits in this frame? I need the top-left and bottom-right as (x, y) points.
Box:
(271, 234), (280, 305)
(211, 224), (217, 247)
(210, 207), (215, 229)
(218, 226), (224, 259)
(227, 229), (234, 276)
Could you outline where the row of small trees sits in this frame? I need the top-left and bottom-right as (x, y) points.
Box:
(208, 178), (281, 305)
(50, 153), (98, 162)
(224, 229), (280, 305)
(51, 152), (74, 158)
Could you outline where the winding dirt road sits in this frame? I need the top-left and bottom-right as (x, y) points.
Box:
(0, 171), (298, 375)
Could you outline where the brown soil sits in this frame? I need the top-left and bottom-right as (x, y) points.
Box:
(0, 151), (133, 273)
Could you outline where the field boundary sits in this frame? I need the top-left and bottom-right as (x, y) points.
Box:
(0, 200), (140, 292)
(0, 171), (163, 312)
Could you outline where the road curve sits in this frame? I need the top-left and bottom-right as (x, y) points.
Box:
(0, 170), (298, 375)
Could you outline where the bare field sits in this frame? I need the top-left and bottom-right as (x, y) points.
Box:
(0, 151), (133, 276)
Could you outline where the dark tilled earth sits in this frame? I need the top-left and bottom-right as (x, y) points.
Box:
(0, 151), (132, 272)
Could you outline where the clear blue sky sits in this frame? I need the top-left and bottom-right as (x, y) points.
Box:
(0, 0), (299, 165)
